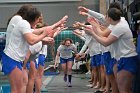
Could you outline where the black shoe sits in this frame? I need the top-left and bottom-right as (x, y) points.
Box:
(94, 90), (103, 93)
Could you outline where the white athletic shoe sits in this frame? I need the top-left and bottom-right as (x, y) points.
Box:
(67, 82), (72, 87)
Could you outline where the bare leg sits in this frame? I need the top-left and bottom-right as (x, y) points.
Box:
(89, 68), (94, 84)
(9, 67), (23, 93)
(61, 63), (67, 82)
(113, 64), (117, 79)
(108, 74), (119, 93)
(117, 70), (134, 93)
(35, 65), (44, 93)
(99, 65), (106, 91)
(67, 61), (73, 75)
(21, 68), (28, 93)
(103, 75), (110, 93)
(26, 61), (37, 93)
(94, 67), (101, 89)
(92, 67), (98, 87)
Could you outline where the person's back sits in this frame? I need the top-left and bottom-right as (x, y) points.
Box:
(5, 15), (22, 50)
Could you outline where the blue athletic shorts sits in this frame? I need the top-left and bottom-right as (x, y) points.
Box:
(26, 61), (30, 70)
(91, 54), (101, 67)
(102, 52), (117, 75)
(26, 60), (38, 70)
(26, 54), (46, 70)
(107, 58), (116, 75)
(2, 53), (23, 75)
(117, 56), (138, 75)
(100, 54), (105, 66)
(136, 35), (140, 54)
(0, 51), (3, 60)
(38, 54), (46, 67)
(60, 57), (74, 64)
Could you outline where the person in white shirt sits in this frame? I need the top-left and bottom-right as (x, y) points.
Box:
(75, 27), (104, 90)
(78, 2), (124, 93)
(85, 8), (138, 93)
(2, 4), (67, 93)
(24, 38), (54, 93)
(25, 15), (66, 93)
(54, 38), (77, 87)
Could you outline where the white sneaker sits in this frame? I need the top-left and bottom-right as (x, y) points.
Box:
(85, 71), (91, 75)
(86, 84), (93, 87)
(67, 82), (72, 87)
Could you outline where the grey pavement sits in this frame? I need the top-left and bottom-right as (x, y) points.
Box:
(42, 73), (97, 93)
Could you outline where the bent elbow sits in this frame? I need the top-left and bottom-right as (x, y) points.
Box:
(27, 40), (36, 45)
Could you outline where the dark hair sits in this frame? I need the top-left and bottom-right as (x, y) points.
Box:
(24, 6), (41, 24)
(16, 4), (33, 19)
(61, 38), (73, 45)
(109, 2), (123, 15)
(7, 4), (32, 25)
(107, 8), (122, 21)
(7, 4), (41, 25)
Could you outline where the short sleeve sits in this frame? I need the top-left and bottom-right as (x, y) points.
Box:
(110, 25), (125, 38)
(18, 20), (33, 34)
(29, 42), (42, 54)
(57, 45), (62, 52)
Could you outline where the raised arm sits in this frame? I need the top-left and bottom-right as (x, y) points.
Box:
(24, 26), (54, 45)
(78, 6), (106, 24)
(87, 17), (111, 37)
(32, 15), (68, 36)
(72, 29), (86, 41)
(84, 23), (117, 47)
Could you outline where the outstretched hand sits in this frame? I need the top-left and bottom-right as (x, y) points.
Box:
(87, 16), (100, 28)
(78, 6), (88, 14)
(79, 11), (89, 16)
(51, 15), (68, 30)
(46, 15), (68, 37)
(87, 16), (99, 24)
(73, 21), (86, 29)
(78, 24), (97, 36)
(53, 26), (68, 38)
(42, 37), (55, 45)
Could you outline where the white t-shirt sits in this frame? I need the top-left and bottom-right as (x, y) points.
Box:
(82, 33), (101, 56)
(39, 45), (48, 57)
(79, 31), (89, 53)
(57, 44), (77, 59)
(100, 45), (110, 54)
(35, 45), (48, 64)
(28, 41), (42, 61)
(110, 19), (137, 60)
(4, 18), (33, 62)
(29, 41), (42, 55)
(5, 15), (22, 48)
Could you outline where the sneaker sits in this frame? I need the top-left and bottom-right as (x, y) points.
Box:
(67, 82), (72, 87)
(94, 90), (102, 93)
(85, 71), (91, 75)
(86, 84), (93, 87)
(64, 75), (67, 82)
